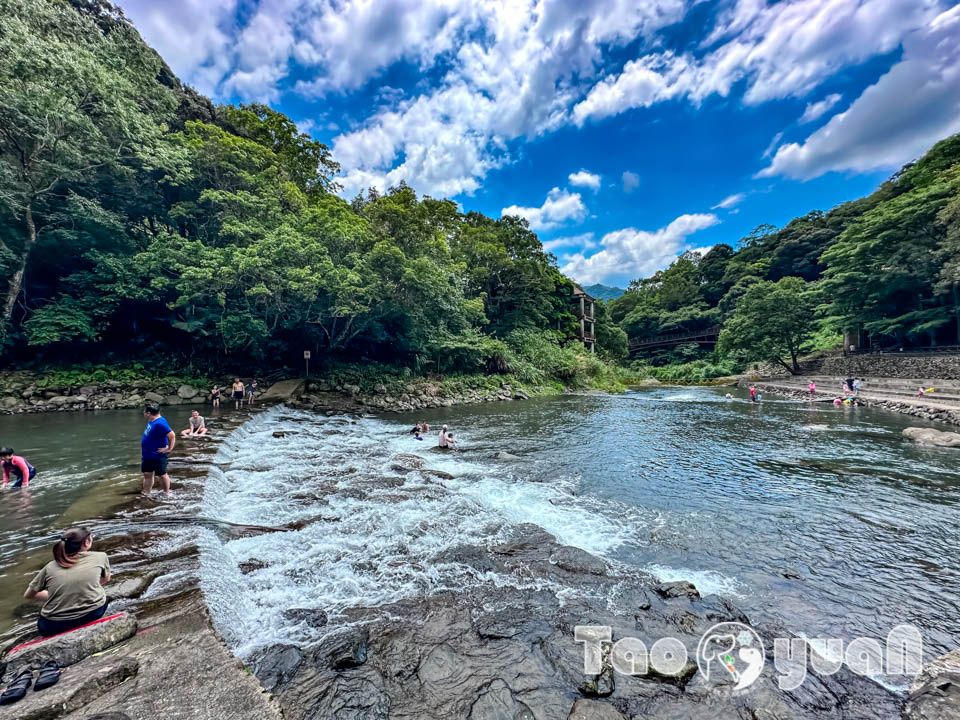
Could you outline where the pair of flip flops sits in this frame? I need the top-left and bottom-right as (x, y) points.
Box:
(0, 662), (61, 704)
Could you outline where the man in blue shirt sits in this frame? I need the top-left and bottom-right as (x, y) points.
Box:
(141, 403), (175, 497)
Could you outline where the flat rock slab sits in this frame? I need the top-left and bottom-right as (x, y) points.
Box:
(0, 656), (138, 720)
(258, 379), (305, 403)
(4, 613), (138, 679)
(903, 427), (960, 447)
(71, 606), (282, 720)
(567, 698), (627, 720)
(905, 650), (960, 720)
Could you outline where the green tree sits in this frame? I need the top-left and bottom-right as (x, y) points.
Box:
(0, 0), (174, 339)
(718, 277), (817, 373)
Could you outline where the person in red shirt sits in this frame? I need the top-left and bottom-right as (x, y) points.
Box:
(1, 447), (36, 488)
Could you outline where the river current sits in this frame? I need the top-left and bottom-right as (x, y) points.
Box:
(195, 387), (960, 685)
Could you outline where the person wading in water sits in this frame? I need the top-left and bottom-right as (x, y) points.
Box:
(232, 378), (245, 409)
(1, 448), (36, 488)
(141, 403), (175, 497)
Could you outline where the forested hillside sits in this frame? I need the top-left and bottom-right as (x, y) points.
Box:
(611, 133), (960, 374)
(0, 0), (626, 384)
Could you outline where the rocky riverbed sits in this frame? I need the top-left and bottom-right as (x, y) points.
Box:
(2, 395), (958, 719)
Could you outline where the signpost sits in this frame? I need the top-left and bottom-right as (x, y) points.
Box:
(304, 350), (311, 390)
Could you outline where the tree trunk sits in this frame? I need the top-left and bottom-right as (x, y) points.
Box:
(1, 204), (37, 341)
(953, 282), (960, 345)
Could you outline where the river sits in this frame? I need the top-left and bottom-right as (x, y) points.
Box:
(2, 391), (958, 693)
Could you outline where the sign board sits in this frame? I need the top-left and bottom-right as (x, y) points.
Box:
(303, 350), (311, 359)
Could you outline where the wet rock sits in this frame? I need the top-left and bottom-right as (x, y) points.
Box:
(567, 698), (627, 720)
(282, 607), (328, 628)
(11, 602), (39, 619)
(389, 453), (426, 472)
(424, 469), (455, 480)
(4, 612), (138, 678)
(0, 656), (138, 719)
(324, 628), (369, 669)
(238, 559), (269, 574)
(492, 451), (521, 460)
(550, 545), (607, 576)
(903, 427), (960, 448)
(177, 384), (199, 399)
(251, 644), (303, 692)
(468, 679), (535, 719)
(106, 571), (159, 601)
(436, 545), (495, 573)
(655, 580), (700, 600)
(143, 391), (164, 403)
(579, 664), (615, 697)
(306, 676), (391, 719)
(905, 649), (960, 720)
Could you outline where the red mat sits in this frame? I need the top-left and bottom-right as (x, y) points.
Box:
(7, 613), (124, 655)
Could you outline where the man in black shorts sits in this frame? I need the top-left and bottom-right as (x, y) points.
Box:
(141, 403), (175, 496)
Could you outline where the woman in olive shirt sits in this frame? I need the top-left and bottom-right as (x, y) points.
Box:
(24, 527), (111, 636)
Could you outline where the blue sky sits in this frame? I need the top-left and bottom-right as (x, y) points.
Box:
(119, 0), (960, 287)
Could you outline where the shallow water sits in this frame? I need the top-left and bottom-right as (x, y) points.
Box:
(196, 388), (960, 682)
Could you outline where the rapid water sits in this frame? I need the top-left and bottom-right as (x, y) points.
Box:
(199, 388), (960, 676)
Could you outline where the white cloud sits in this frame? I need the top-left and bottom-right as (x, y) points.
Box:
(711, 193), (746, 210)
(572, 0), (943, 125)
(799, 93), (842, 124)
(622, 171), (640, 193)
(541, 232), (596, 252)
(759, 5), (960, 180)
(561, 213), (720, 284)
(762, 131), (784, 159)
(502, 187), (587, 231)
(568, 170), (602, 191)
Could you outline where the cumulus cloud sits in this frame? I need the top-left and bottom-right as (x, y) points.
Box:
(622, 171), (640, 193)
(568, 170), (602, 191)
(541, 232), (596, 252)
(799, 93), (843, 124)
(711, 193), (746, 210)
(572, 0), (943, 125)
(561, 213), (720, 284)
(759, 5), (960, 180)
(502, 187), (587, 231)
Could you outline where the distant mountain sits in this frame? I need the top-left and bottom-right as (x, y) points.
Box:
(582, 283), (626, 301)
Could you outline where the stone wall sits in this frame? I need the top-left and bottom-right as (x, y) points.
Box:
(0, 375), (219, 414)
(748, 354), (960, 380)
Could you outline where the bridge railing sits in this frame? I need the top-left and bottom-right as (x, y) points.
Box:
(628, 325), (722, 350)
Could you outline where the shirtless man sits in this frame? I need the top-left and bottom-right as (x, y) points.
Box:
(181, 410), (208, 437)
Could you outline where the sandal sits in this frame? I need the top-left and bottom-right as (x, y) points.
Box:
(34, 661), (62, 691)
(0, 669), (33, 705)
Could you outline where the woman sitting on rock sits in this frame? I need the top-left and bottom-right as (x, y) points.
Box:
(23, 527), (111, 636)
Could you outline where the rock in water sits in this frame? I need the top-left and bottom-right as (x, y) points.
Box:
(492, 451), (521, 460)
(655, 580), (701, 600)
(903, 427), (960, 448)
(251, 644), (303, 692)
(282, 607), (328, 628)
(904, 650), (960, 720)
(389, 453), (426, 472)
(177, 384), (199, 399)
(4, 612), (138, 678)
(567, 699), (627, 720)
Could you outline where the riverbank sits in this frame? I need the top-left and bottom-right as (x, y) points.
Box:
(743, 378), (960, 426)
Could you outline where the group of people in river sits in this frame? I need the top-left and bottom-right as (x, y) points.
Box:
(411, 421), (457, 449)
(210, 378), (258, 410)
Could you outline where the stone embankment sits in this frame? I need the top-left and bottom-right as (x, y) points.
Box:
(741, 374), (960, 426)
(0, 373), (218, 414)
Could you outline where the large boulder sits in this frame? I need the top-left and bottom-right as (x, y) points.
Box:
(143, 391), (164, 403)
(903, 427), (960, 448)
(3, 612), (138, 679)
(389, 454), (426, 473)
(567, 699), (626, 720)
(177, 384), (200, 399)
(904, 649), (960, 720)
(655, 580), (700, 600)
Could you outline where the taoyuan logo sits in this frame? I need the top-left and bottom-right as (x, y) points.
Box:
(575, 623), (923, 692)
(697, 622), (765, 690)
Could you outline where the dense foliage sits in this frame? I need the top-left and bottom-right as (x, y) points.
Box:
(611, 134), (960, 374)
(0, 0), (621, 384)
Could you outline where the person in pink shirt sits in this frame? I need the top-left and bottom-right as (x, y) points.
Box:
(1, 448), (36, 488)
(808, 381), (816, 394)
